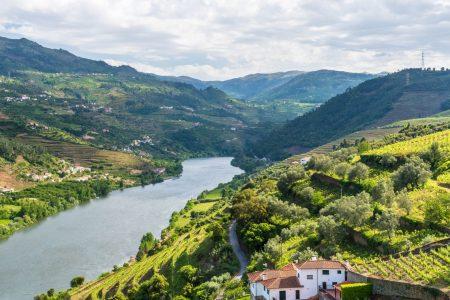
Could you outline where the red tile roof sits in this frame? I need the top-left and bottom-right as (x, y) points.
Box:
(248, 268), (300, 289)
(296, 260), (346, 270)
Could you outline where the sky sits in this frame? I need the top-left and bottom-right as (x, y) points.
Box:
(0, 0), (449, 80)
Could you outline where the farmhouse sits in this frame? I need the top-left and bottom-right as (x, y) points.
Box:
(248, 258), (348, 300)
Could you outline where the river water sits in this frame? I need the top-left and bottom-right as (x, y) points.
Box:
(0, 157), (243, 299)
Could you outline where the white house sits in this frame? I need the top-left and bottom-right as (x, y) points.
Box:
(299, 157), (311, 166)
(248, 258), (347, 300)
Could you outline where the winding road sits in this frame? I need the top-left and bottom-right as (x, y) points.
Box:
(229, 220), (249, 278)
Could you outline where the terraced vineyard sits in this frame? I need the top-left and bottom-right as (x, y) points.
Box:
(365, 129), (450, 157)
(68, 192), (237, 300)
(352, 245), (450, 288)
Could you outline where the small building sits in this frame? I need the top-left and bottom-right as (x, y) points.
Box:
(248, 258), (347, 300)
(300, 157), (311, 166)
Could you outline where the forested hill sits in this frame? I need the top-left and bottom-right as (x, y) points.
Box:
(208, 71), (304, 99)
(0, 37), (138, 75)
(255, 69), (450, 159)
(158, 70), (374, 104)
(255, 70), (375, 103)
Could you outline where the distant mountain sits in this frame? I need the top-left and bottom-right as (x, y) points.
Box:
(254, 70), (375, 103)
(254, 69), (450, 159)
(158, 70), (375, 104)
(210, 71), (304, 99)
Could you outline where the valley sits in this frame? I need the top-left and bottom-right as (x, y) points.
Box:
(0, 35), (449, 300)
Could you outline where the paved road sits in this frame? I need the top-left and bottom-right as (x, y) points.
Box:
(229, 220), (249, 278)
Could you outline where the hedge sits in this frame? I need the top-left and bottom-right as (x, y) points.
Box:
(341, 282), (373, 300)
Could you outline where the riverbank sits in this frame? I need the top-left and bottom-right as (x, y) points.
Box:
(0, 157), (242, 300)
(0, 164), (182, 240)
(63, 175), (246, 300)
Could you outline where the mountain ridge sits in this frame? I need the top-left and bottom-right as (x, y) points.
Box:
(254, 68), (450, 159)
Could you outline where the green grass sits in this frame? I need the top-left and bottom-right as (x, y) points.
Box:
(201, 188), (222, 200)
(191, 201), (216, 213)
(0, 219), (10, 226)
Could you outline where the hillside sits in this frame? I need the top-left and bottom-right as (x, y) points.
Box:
(255, 69), (450, 159)
(209, 71), (304, 99)
(255, 70), (375, 103)
(51, 120), (450, 300)
(161, 70), (374, 104)
(0, 37), (135, 75)
(0, 70), (268, 161)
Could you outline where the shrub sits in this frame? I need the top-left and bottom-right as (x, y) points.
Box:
(371, 179), (395, 206)
(348, 163), (369, 182)
(134, 272), (169, 300)
(422, 142), (443, 171)
(379, 154), (397, 168)
(424, 194), (450, 227)
(341, 282), (373, 300)
(70, 276), (85, 288)
(392, 156), (431, 190)
(277, 166), (306, 194)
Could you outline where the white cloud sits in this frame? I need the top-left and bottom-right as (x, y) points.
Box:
(1, 0), (449, 80)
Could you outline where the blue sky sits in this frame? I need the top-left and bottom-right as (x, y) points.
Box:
(1, 0), (449, 80)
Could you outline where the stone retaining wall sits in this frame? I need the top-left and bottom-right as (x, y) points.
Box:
(347, 271), (450, 300)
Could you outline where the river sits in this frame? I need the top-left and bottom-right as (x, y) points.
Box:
(0, 157), (243, 299)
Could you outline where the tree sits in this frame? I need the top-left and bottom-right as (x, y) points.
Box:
(264, 236), (283, 263)
(291, 247), (318, 262)
(307, 154), (334, 173)
(46, 289), (54, 297)
(232, 189), (268, 223)
(321, 192), (373, 227)
(267, 197), (309, 222)
(392, 156), (431, 190)
(318, 215), (345, 244)
(277, 166), (306, 194)
(422, 142), (443, 170)
(379, 154), (397, 168)
(371, 179), (395, 206)
(395, 191), (412, 215)
(179, 265), (198, 283)
(334, 162), (351, 179)
(134, 272), (169, 300)
(70, 276), (85, 288)
(242, 222), (277, 252)
(357, 139), (371, 153)
(424, 195), (450, 227)
(295, 187), (314, 204)
(348, 163), (369, 182)
(375, 210), (399, 238)
(137, 232), (157, 260)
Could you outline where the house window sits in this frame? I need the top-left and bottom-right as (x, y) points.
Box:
(322, 270), (330, 275)
(307, 275), (313, 280)
(332, 282), (337, 286)
(296, 290), (300, 299)
(337, 270), (342, 274)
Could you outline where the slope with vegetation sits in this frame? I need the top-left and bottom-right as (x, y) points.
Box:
(255, 68), (450, 159)
(233, 122), (449, 292)
(41, 184), (248, 300)
(45, 121), (450, 299)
